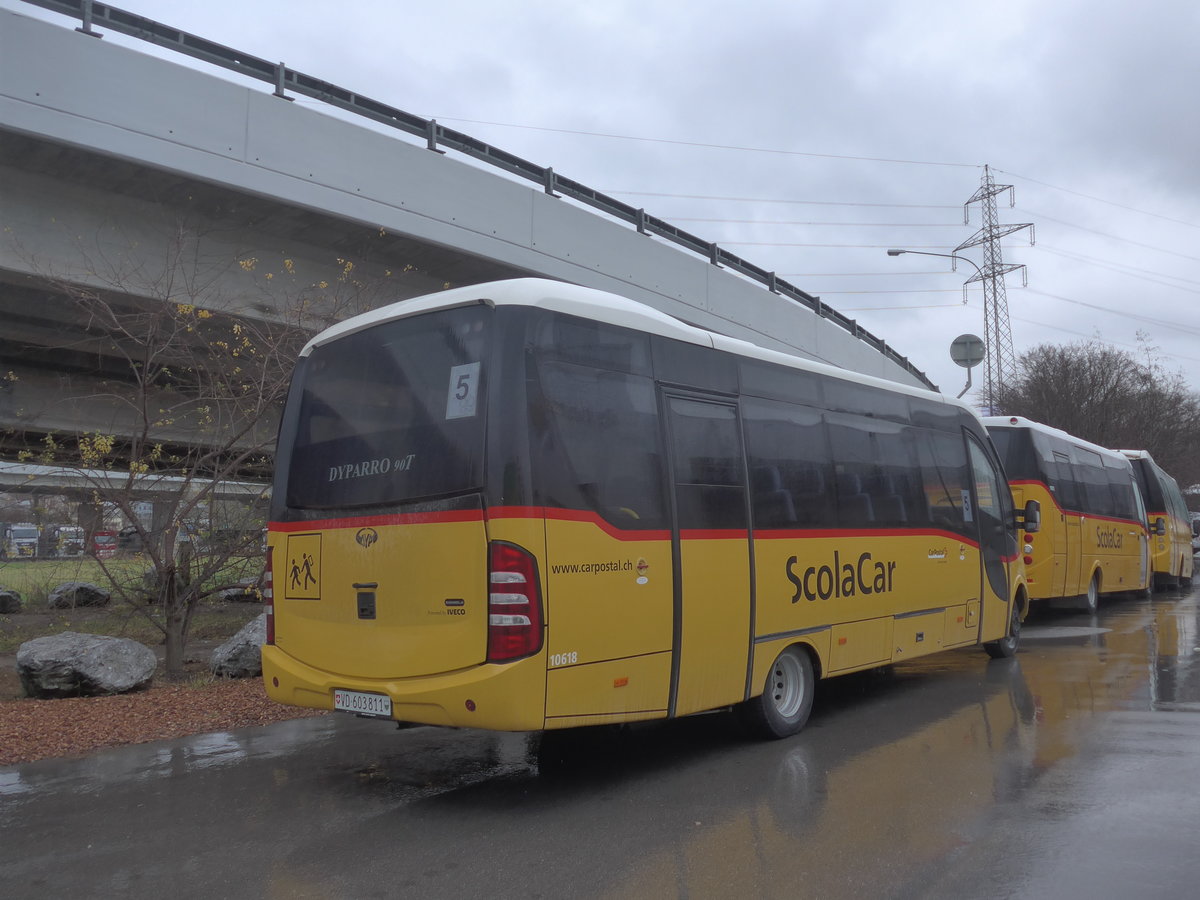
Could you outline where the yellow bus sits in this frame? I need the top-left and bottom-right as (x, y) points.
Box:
(1120, 450), (1194, 589)
(263, 278), (1034, 739)
(983, 416), (1150, 612)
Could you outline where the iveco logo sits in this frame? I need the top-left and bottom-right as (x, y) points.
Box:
(355, 528), (379, 549)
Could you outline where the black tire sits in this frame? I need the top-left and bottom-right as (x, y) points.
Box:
(1139, 572), (1155, 599)
(740, 646), (815, 740)
(985, 601), (1021, 659)
(1084, 572), (1100, 614)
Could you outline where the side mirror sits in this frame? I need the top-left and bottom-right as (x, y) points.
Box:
(1020, 499), (1041, 534)
(1153, 517), (1167, 536)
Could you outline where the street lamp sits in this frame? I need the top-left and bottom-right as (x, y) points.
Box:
(888, 248), (989, 401)
(886, 248), (985, 303)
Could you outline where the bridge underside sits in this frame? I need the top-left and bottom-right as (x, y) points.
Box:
(0, 130), (529, 465)
(0, 5), (934, 477)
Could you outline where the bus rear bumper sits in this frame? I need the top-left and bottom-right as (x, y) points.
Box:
(261, 644), (547, 731)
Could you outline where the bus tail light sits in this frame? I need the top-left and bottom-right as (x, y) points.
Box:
(487, 541), (543, 662)
(264, 549), (275, 645)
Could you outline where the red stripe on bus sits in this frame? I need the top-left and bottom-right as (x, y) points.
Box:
(269, 510), (483, 532)
(755, 527), (978, 546)
(487, 506), (673, 540)
(271, 507), (987, 547)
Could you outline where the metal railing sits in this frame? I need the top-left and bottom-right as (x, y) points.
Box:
(16, 0), (936, 390)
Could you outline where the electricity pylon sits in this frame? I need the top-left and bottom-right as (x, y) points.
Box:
(954, 165), (1034, 412)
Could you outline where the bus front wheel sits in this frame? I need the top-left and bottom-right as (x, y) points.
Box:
(985, 602), (1021, 659)
(740, 646), (815, 740)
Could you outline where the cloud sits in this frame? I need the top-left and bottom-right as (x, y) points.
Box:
(5, 0), (1197, 400)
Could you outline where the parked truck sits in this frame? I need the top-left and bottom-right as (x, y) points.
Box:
(1, 522), (41, 559)
(40, 524), (86, 558)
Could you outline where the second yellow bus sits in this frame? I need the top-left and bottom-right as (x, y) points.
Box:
(984, 416), (1150, 611)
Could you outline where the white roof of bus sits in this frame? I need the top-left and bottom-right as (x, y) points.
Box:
(301, 278), (974, 415)
(981, 415), (1130, 463)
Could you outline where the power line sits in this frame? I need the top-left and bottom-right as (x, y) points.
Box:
(670, 218), (963, 227)
(598, 191), (959, 209)
(782, 271), (966, 277)
(717, 242), (971, 249)
(998, 169), (1200, 230)
(839, 301), (964, 310)
(434, 118), (1200, 234)
(1036, 245), (1200, 293)
(812, 289), (967, 295)
(1020, 209), (1200, 263)
(1024, 288), (1200, 336)
(1007, 315), (1200, 364)
(432, 116), (980, 168)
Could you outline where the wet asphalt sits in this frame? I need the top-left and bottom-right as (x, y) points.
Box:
(3, 582), (1200, 899)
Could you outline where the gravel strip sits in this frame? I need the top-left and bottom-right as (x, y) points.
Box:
(0, 679), (327, 766)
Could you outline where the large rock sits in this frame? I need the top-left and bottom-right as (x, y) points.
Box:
(210, 613), (267, 678)
(48, 581), (112, 609)
(0, 587), (21, 613)
(17, 632), (157, 698)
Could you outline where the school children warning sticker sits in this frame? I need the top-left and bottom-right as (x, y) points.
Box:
(284, 533), (321, 599)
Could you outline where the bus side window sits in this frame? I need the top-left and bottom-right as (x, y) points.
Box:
(1105, 462), (1137, 521)
(534, 361), (667, 528)
(1073, 447), (1114, 518)
(866, 426), (924, 527)
(751, 465), (798, 526)
(917, 429), (969, 535)
(1050, 450), (1080, 511)
(827, 415), (877, 528)
(742, 398), (835, 529)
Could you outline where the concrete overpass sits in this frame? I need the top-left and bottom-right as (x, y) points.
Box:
(0, 1), (936, 455)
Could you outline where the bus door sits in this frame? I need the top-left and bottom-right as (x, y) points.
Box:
(662, 394), (753, 718)
(1054, 450), (1083, 595)
(967, 436), (1013, 641)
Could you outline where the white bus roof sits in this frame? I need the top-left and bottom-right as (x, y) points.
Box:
(301, 278), (974, 415)
(981, 415), (1130, 464)
(1117, 449), (1152, 462)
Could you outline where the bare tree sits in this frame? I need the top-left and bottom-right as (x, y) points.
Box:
(995, 338), (1200, 489)
(5, 220), (405, 677)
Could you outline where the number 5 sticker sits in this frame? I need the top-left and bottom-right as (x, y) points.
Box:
(445, 362), (480, 419)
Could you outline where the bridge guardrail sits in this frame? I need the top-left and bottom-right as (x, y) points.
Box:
(17, 0), (934, 390)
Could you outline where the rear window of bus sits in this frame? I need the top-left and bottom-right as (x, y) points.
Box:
(283, 306), (490, 509)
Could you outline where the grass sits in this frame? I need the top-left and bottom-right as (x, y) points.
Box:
(0, 555), (262, 605)
(0, 554), (266, 654)
(0, 557), (145, 602)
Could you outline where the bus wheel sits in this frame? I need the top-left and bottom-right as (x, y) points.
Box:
(985, 602), (1021, 659)
(1084, 573), (1100, 614)
(740, 646), (815, 740)
(1139, 573), (1155, 599)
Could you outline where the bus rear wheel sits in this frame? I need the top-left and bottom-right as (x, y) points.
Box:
(740, 646), (815, 740)
(1084, 573), (1100, 614)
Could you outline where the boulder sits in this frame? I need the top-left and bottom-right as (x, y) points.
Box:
(0, 587), (21, 613)
(48, 581), (112, 609)
(210, 613), (267, 678)
(17, 632), (157, 698)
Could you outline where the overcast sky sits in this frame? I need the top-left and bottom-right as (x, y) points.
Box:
(7, 0), (1199, 400)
